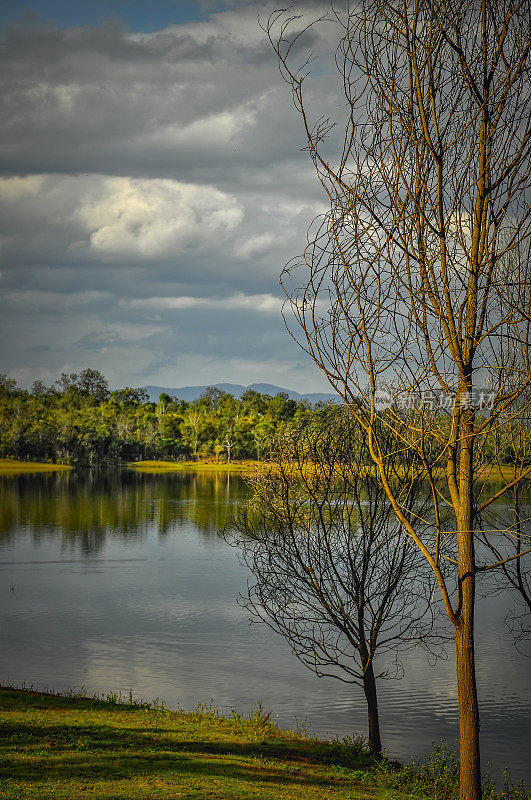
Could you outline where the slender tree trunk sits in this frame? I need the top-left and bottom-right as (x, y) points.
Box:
(456, 408), (481, 800)
(455, 605), (481, 800)
(362, 659), (382, 756)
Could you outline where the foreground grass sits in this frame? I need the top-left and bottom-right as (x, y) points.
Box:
(0, 458), (71, 474)
(1, 688), (527, 800)
(0, 687), (391, 800)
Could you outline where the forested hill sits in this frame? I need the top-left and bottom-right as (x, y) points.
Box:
(0, 369), (329, 467)
(143, 383), (337, 404)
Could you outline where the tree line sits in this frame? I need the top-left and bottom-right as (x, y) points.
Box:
(0, 369), (315, 466)
(1, 368), (527, 468)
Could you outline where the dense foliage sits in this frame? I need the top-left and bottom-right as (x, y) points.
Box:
(0, 369), (314, 466)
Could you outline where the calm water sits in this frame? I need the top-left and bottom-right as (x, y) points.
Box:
(0, 469), (529, 783)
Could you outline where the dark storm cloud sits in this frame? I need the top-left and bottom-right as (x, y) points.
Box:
(0, 2), (340, 392)
(76, 330), (125, 350)
(0, 19), (334, 182)
(0, 16), (290, 177)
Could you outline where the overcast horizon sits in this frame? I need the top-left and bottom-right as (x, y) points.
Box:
(0, 0), (341, 393)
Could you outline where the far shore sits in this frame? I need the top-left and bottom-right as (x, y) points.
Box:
(0, 456), (526, 484)
(129, 459), (527, 484)
(129, 459), (262, 473)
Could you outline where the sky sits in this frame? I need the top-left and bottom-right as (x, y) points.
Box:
(0, 0), (341, 392)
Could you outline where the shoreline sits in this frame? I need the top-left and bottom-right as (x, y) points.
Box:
(0, 456), (526, 483)
(1, 685), (525, 799)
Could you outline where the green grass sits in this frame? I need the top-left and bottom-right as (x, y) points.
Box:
(0, 687), (415, 800)
(0, 688), (528, 800)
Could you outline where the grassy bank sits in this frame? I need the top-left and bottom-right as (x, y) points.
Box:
(0, 687), (383, 800)
(0, 458), (72, 474)
(1, 688), (527, 800)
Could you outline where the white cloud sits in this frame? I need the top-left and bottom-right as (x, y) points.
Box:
(233, 232), (277, 259)
(137, 99), (261, 153)
(76, 177), (243, 260)
(125, 292), (282, 314)
(138, 3), (337, 57)
(133, 7), (273, 50)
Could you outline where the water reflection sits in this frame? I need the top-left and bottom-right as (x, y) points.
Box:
(0, 469), (250, 553)
(0, 470), (529, 785)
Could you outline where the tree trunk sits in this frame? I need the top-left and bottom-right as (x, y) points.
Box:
(362, 660), (382, 756)
(455, 608), (481, 800)
(456, 407), (481, 800)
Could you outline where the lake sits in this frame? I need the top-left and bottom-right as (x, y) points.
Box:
(0, 468), (529, 783)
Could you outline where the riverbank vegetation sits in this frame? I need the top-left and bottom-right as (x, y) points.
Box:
(1, 687), (528, 800)
(1, 370), (528, 472)
(130, 459), (261, 472)
(0, 370), (313, 466)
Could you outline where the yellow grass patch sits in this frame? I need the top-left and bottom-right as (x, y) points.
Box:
(0, 458), (72, 474)
(129, 459), (263, 473)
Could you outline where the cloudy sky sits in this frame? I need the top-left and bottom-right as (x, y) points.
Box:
(0, 0), (340, 391)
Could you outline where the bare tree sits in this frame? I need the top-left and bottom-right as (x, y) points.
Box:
(228, 408), (437, 755)
(266, 2), (531, 797)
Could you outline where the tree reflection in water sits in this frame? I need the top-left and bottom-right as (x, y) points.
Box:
(0, 469), (251, 554)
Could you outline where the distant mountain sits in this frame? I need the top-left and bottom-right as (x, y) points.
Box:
(143, 382), (338, 405)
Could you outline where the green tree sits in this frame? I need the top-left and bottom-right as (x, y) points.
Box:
(77, 368), (109, 402)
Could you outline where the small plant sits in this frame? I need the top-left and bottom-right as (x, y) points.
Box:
(379, 742), (459, 799)
(294, 715), (311, 738)
(324, 733), (375, 770)
(246, 699), (273, 727)
(192, 698), (220, 722)
(420, 742), (460, 796)
(64, 685), (87, 699)
(226, 700), (276, 740)
(484, 769), (530, 800)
